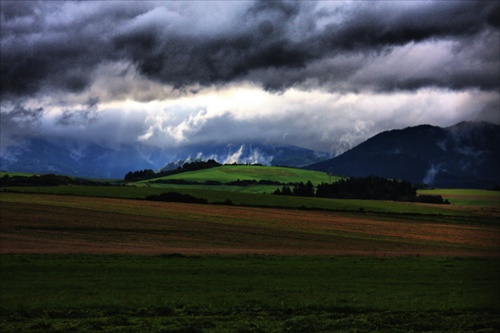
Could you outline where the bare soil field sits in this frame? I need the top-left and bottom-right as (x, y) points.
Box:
(1, 192), (499, 256)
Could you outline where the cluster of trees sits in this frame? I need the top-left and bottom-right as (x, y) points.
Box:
(274, 176), (449, 204)
(124, 169), (156, 182)
(316, 176), (416, 201)
(181, 159), (221, 171)
(124, 159), (221, 181)
(145, 192), (238, 206)
(273, 181), (315, 197)
(416, 195), (450, 204)
(0, 174), (106, 187)
(145, 192), (208, 204)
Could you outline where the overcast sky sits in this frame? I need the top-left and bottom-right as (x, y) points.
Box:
(1, 0), (499, 156)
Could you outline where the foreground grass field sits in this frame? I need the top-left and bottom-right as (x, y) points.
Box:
(1, 182), (499, 332)
(1, 254), (499, 333)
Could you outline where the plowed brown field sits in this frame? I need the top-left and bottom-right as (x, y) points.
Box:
(1, 192), (499, 256)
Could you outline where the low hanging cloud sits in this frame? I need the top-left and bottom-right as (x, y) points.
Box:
(1, 86), (497, 157)
(0, 1), (499, 159)
(121, 88), (499, 155)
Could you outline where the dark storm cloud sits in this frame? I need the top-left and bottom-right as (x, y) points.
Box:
(1, 0), (498, 99)
(326, 1), (496, 48)
(0, 103), (44, 152)
(108, 1), (309, 89)
(0, 1), (146, 97)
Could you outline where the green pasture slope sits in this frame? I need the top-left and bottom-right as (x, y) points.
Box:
(138, 165), (340, 193)
(150, 165), (335, 184)
(1, 254), (499, 333)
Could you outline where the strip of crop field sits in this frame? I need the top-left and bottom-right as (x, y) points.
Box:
(418, 188), (500, 207)
(1, 192), (498, 256)
(2, 186), (482, 217)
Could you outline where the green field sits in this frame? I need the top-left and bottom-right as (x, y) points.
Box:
(1, 254), (499, 333)
(146, 165), (336, 184)
(137, 165), (341, 194)
(418, 188), (500, 207)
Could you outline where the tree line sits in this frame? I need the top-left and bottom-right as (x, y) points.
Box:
(124, 159), (221, 181)
(0, 174), (108, 187)
(274, 176), (449, 204)
(124, 160), (270, 182)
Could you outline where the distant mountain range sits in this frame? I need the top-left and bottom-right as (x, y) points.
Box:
(306, 121), (500, 189)
(2, 121), (498, 188)
(158, 142), (329, 171)
(0, 140), (329, 179)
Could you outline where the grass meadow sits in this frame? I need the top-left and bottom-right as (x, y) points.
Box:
(418, 188), (500, 207)
(2, 185), (488, 218)
(1, 254), (499, 333)
(135, 165), (342, 195)
(141, 165), (339, 186)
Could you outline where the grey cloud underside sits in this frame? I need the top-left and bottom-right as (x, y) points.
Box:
(1, 0), (499, 98)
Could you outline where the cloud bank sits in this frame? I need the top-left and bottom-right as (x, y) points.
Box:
(1, 0), (499, 157)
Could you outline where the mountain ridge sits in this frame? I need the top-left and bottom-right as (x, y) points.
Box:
(305, 121), (500, 188)
(2, 121), (498, 187)
(0, 140), (328, 178)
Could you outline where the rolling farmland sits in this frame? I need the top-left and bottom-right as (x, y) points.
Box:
(1, 167), (499, 332)
(0, 192), (498, 256)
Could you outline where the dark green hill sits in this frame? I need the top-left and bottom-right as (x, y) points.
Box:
(144, 165), (334, 186)
(306, 122), (500, 189)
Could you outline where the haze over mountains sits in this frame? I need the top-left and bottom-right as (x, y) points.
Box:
(0, 140), (328, 179)
(1, 121), (498, 188)
(307, 121), (500, 189)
